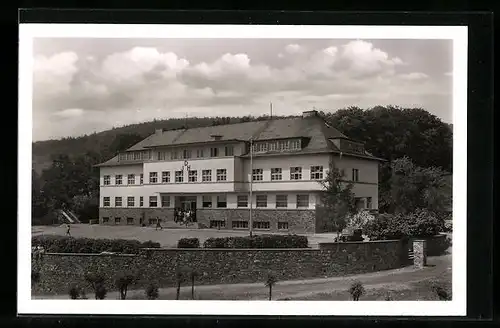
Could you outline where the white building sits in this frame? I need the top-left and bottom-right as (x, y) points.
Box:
(96, 110), (383, 233)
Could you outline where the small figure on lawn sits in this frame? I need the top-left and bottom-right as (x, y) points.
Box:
(66, 224), (71, 236)
(155, 217), (163, 231)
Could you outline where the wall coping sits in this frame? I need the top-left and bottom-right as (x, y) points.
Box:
(319, 239), (403, 245)
(42, 252), (138, 257)
(140, 248), (316, 252)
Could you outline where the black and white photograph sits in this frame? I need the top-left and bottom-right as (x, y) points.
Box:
(18, 24), (467, 316)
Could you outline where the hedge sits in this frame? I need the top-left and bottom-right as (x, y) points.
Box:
(203, 234), (308, 248)
(177, 238), (200, 248)
(32, 235), (161, 254)
(364, 209), (444, 241)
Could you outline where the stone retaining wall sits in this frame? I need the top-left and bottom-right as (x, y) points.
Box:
(32, 240), (410, 296)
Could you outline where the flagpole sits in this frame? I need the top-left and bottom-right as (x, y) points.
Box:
(249, 137), (254, 238)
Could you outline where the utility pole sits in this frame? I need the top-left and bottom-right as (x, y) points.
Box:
(249, 137), (254, 237)
(270, 102), (273, 119)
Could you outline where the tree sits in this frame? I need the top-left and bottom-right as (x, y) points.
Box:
(108, 133), (144, 155)
(189, 270), (198, 300)
(115, 274), (137, 300)
(318, 163), (357, 239)
(265, 274), (278, 301)
(175, 270), (184, 300)
(389, 157), (450, 216)
(145, 284), (159, 300)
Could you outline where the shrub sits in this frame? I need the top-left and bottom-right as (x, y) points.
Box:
(95, 284), (107, 300)
(31, 235), (161, 254)
(145, 284), (159, 300)
(203, 234), (308, 249)
(177, 238), (200, 248)
(31, 268), (40, 284)
(346, 211), (375, 231)
(85, 272), (106, 299)
(348, 280), (365, 301)
(364, 209), (443, 241)
(68, 285), (81, 299)
(429, 280), (452, 300)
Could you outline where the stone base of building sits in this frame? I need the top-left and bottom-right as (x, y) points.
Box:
(99, 207), (318, 233)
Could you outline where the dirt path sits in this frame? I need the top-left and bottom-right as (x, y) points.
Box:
(33, 254), (451, 300)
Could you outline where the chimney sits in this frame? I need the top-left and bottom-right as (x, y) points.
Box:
(302, 110), (318, 118)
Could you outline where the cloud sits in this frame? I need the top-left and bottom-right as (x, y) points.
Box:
(52, 108), (85, 118)
(33, 51), (79, 95)
(399, 72), (429, 80)
(285, 44), (303, 54)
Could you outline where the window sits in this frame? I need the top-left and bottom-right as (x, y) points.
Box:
(216, 169), (227, 181)
(310, 166), (324, 180)
(202, 169), (212, 182)
(290, 139), (301, 150)
(127, 217), (134, 225)
(157, 151), (166, 161)
(115, 217), (121, 224)
(127, 174), (135, 185)
(210, 220), (226, 228)
(119, 153), (126, 161)
(162, 171), (170, 183)
(232, 221), (249, 229)
(126, 152), (133, 161)
(256, 195), (267, 208)
(149, 196), (158, 207)
(367, 197), (373, 209)
(269, 141), (277, 151)
(140, 174), (144, 184)
(271, 168), (282, 181)
(252, 168), (263, 181)
(102, 217), (109, 223)
(149, 172), (158, 184)
(103, 197), (110, 207)
(134, 152), (141, 160)
(225, 145), (234, 156)
(210, 147), (219, 157)
(352, 169), (359, 182)
(183, 149), (191, 159)
(253, 221), (270, 230)
(161, 195), (170, 207)
(253, 142), (268, 153)
(196, 149), (204, 158)
(278, 222), (289, 230)
(276, 194), (288, 208)
(171, 150), (179, 160)
(115, 197), (122, 207)
(103, 175), (110, 185)
(217, 195), (227, 208)
(188, 170), (197, 182)
(296, 194), (309, 208)
(279, 140), (289, 151)
(175, 171), (184, 183)
(237, 195), (248, 208)
(290, 167), (302, 180)
(139, 196), (143, 207)
(202, 195), (212, 208)
(115, 175), (123, 185)
(127, 196), (134, 207)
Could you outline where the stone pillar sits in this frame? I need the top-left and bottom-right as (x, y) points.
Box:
(413, 239), (427, 269)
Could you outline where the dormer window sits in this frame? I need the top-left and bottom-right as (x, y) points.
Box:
(211, 135), (223, 141)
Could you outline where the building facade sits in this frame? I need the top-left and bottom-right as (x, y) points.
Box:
(96, 110), (383, 233)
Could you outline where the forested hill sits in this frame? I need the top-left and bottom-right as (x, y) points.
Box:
(32, 106), (453, 175)
(31, 115), (290, 174)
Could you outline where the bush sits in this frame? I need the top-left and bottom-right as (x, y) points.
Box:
(364, 209), (444, 241)
(31, 235), (161, 254)
(177, 238), (200, 248)
(115, 274), (137, 300)
(202, 234), (308, 248)
(348, 280), (365, 301)
(68, 285), (81, 299)
(145, 284), (159, 300)
(31, 268), (40, 284)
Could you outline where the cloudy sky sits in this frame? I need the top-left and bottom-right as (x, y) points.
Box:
(32, 38), (453, 141)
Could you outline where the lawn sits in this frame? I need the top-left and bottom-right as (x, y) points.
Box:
(32, 224), (338, 248)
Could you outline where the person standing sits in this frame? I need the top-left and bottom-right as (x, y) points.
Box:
(155, 217), (163, 231)
(66, 224), (71, 236)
